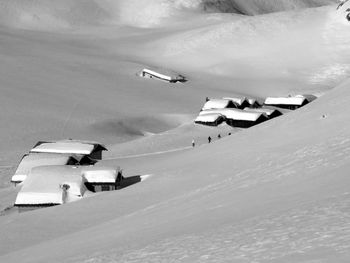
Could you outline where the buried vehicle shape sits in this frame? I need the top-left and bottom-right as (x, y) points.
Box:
(30, 139), (107, 160)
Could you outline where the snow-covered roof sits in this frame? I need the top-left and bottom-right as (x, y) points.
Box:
(30, 139), (107, 155)
(222, 97), (247, 106)
(141, 68), (185, 81)
(30, 140), (107, 155)
(243, 107), (279, 116)
(15, 165), (86, 206)
(200, 109), (264, 121)
(58, 139), (107, 150)
(247, 98), (258, 105)
(295, 94), (317, 102)
(31, 142), (94, 155)
(264, 96), (307, 106)
(82, 167), (117, 183)
(11, 153), (76, 183)
(202, 99), (234, 110)
(195, 113), (223, 123)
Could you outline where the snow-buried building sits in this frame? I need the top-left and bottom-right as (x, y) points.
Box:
(15, 165), (123, 211)
(202, 99), (237, 111)
(222, 97), (251, 109)
(264, 95), (316, 110)
(200, 108), (268, 128)
(83, 166), (123, 192)
(15, 165), (86, 211)
(243, 107), (282, 119)
(30, 139), (107, 160)
(11, 153), (78, 185)
(194, 113), (225, 126)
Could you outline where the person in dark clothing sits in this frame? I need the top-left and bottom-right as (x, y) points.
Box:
(218, 134), (221, 139)
(192, 139), (195, 147)
(205, 97), (209, 102)
(208, 136), (212, 143)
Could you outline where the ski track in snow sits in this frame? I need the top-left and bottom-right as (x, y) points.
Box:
(69, 193), (350, 263)
(104, 146), (192, 160)
(62, 135), (350, 263)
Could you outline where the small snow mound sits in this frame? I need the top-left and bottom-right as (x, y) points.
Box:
(140, 174), (153, 181)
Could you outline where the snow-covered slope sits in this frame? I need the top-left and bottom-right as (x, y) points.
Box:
(0, 0), (338, 29)
(1, 72), (350, 263)
(148, 5), (350, 88)
(204, 0), (337, 14)
(1, 1), (350, 262)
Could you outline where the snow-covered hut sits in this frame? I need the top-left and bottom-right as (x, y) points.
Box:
(264, 95), (310, 110)
(224, 109), (268, 128)
(194, 113), (225, 126)
(243, 107), (282, 119)
(30, 139), (107, 160)
(82, 166), (123, 192)
(11, 153), (78, 185)
(14, 165), (86, 211)
(139, 68), (186, 83)
(222, 97), (250, 109)
(200, 108), (267, 128)
(202, 99), (237, 111)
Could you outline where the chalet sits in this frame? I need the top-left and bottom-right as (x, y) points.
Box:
(264, 95), (315, 110)
(139, 68), (186, 83)
(11, 153), (78, 185)
(243, 107), (282, 119)
(194, 113), (225, 126)
(202, 99), (237, 111)
(30, 139), (107, 160)
(222, 97), (250, 109)
(82, 166), (123, 192)
(224, 109), (268, 128)
(14, 165), (86, 211)
(200, 108), (267, 128)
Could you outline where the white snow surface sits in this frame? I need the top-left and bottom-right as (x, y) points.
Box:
(1, 1), (350, 263)
(11, 153), (74, 183)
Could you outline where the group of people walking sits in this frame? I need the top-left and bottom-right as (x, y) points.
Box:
(192, 132), (231, 148)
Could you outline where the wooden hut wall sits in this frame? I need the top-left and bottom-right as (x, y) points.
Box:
(85, 182), (117, 192)
(226, 115), (267, 128)
(265, 100), (308, 110)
